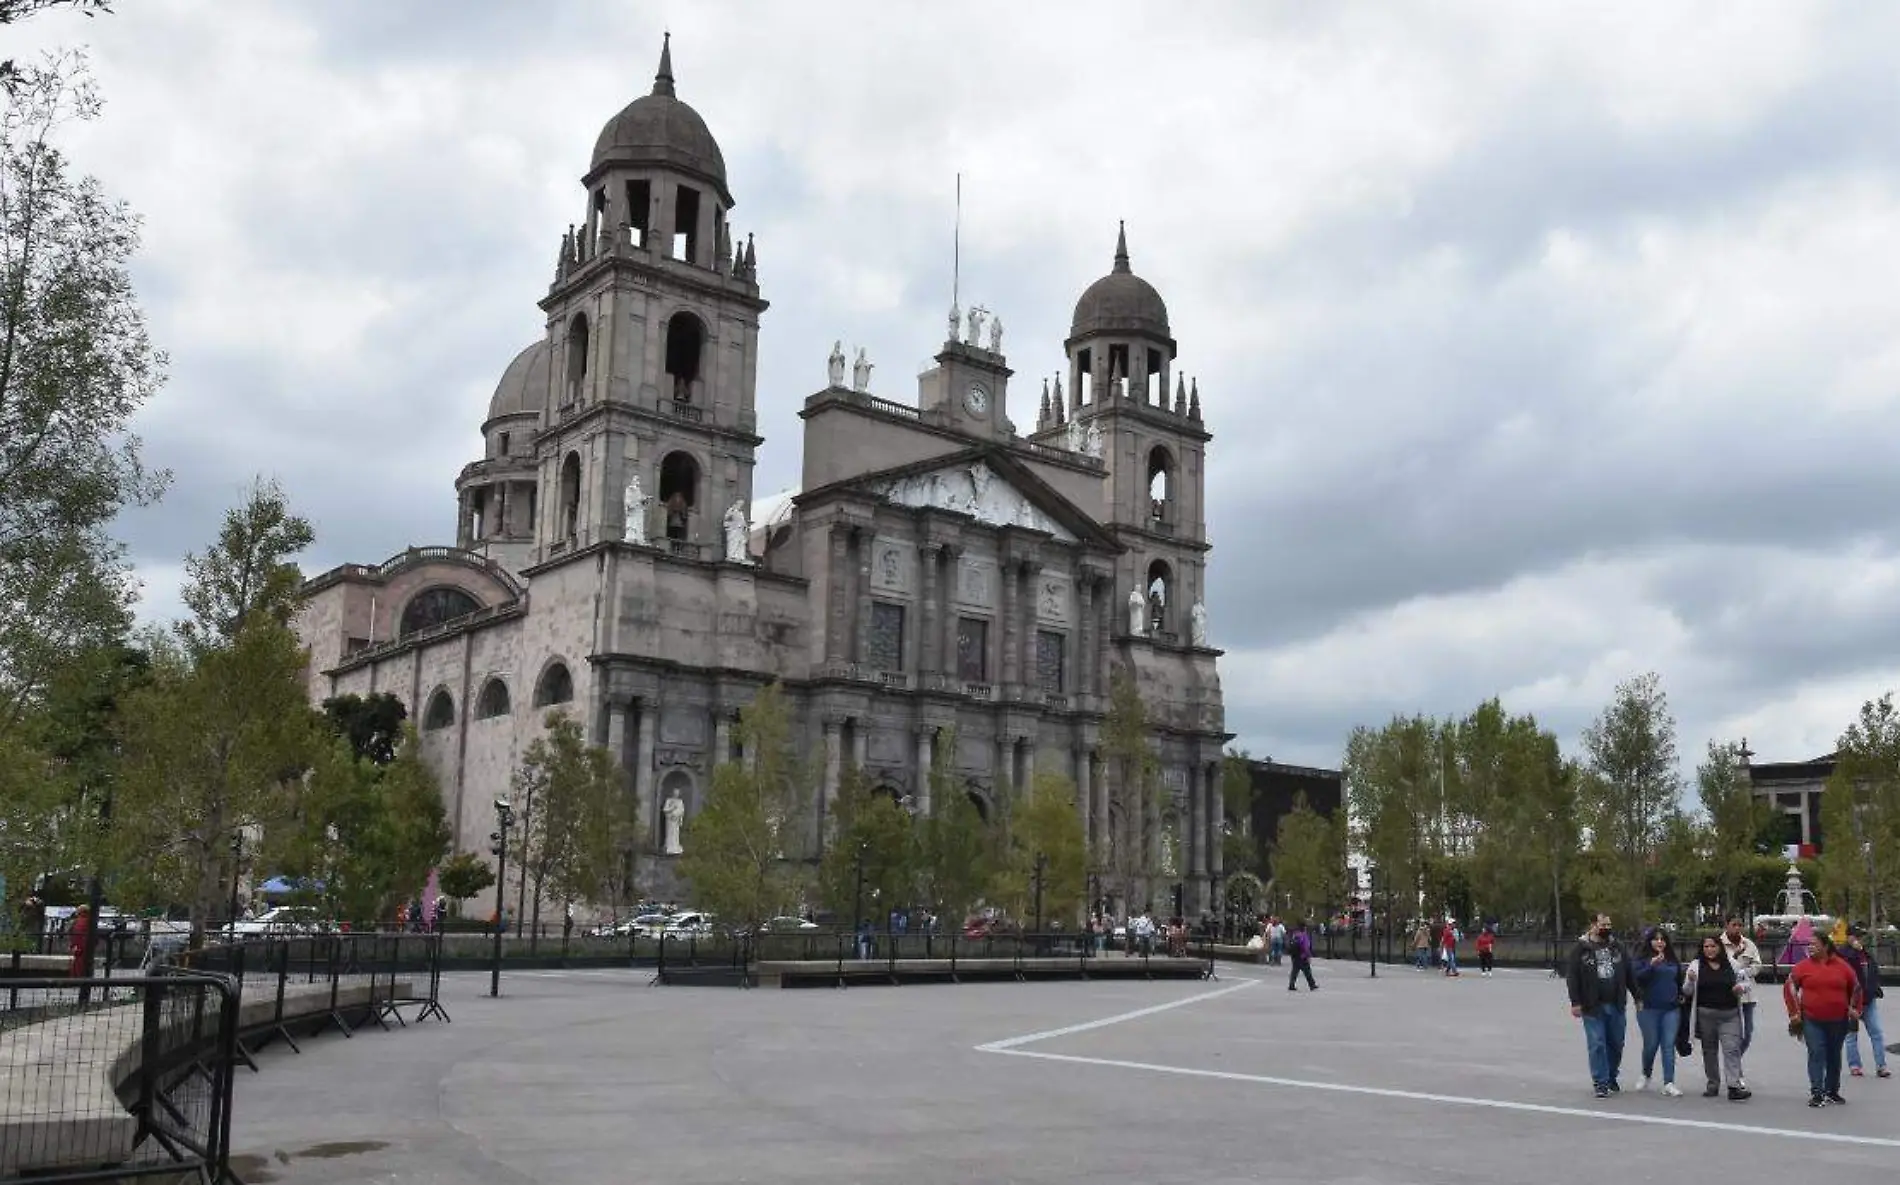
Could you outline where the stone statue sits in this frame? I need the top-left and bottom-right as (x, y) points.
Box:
(623, 476), (647, 545)
(987, 314), (1004, 353)
(723, 499), (750, 563)
(662, 792), (685, 855)
(827, 340), (846, 387)
(947, 301), (960, 342)
(1084, 420), (1103, 459)
(1128, 587), (1146, 636)
(1190, 601), (1208, 646)
(1065, 415), (1084, 454)
(966, 306), (985, 345)
(851, 346), (873, 392)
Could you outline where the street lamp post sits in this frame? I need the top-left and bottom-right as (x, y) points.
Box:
(1032, 851), (1048, 935)
(489, 801), (516, 998)
(851, 841), (868, 960)
(1209, 871), (1225, 942)
(1367, 861), (1379, 978)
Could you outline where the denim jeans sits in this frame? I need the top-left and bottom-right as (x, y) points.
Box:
(1414, 947), (1430, 969)
(1804, 1017), (1850, 1096)
(1636, 1007), (1680, 1084)
(1738, 1002), (1755, 1057)
(1581, 1004), (1627, 1088)
(1443, 948), (1459, 974)
(1846, 1000), (1887, 1071)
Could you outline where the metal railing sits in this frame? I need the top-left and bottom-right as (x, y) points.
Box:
(0, 969), (239, 1184)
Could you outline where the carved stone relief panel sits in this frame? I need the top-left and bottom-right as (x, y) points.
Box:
(871, 538), (912, 595)
(955, 557), (994, 609)
(660, 707), (708, 746)
(1035, 574), (1071, 625)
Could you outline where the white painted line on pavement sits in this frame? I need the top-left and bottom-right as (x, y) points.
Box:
(984, 1048), (1900, 1150)
(974, 980), (1256, 1052)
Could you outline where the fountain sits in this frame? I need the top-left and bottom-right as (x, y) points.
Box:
(1758, 862), (1832, 966)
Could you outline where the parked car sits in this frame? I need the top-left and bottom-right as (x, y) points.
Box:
(760, 916), (818, 932)
(661, 912), (714, 940)
(220, 906), (322, 938)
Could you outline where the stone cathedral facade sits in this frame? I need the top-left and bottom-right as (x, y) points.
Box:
(294, 39), (1230, 914)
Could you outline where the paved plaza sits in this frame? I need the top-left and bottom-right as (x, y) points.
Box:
(226, 960), (1898, 1183)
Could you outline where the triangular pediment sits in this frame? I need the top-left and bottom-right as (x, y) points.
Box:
(869, 459), (1078, 541)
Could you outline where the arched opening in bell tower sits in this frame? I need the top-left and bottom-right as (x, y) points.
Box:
(1147, 446), (1175, 527)
(659, 451), (700, 541)
(565, 313), (590, 403)
(664, 312), (706, 403)
(558, 452), (582, 541)
(1146, 559), (1173, 634)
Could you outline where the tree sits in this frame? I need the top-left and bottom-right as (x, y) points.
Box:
(915, 734), (989, 927)
(677, 683), (812, 932)
(1698, 739), (1763, 918)
(1342, 714), (1443, 917)
(1219, 749), (1262, 878)
(817, 766), (915, 927)
(319, 692), (407, 766)
(1271, 793), (1346, 920)
(1100, 668), (1169, 910)
(436, 851), (496, 912)
(1822, 693), (1900, 929)
(512, 711), (628, 937)
(0, 51), (166, 734)
(989, 772), (1087, 927)
(104, 486), (318, 941)
(0, 3), (113, 93)
(1579, 672), (1681, 920)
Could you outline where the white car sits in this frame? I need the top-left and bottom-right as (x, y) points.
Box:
(221, 906), (321, 938)
(760, 916), (818, 932)
(661, 912), (714, 940)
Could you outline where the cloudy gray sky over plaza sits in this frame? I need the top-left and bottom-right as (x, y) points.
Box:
(18, 0), (1900, 775)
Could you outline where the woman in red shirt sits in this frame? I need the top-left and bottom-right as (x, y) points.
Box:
(1476, 927), (1497, 977)
(1784, 933), (1864, 1107)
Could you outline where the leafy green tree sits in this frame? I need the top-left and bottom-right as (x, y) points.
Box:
(1579, 672), (1681, 921)
(915, 734), (989, 926)
(0, 50), (166, 736)
(1271, 793), (1346, 920)
(1219, 749), (1262, 877)
(1343, 714), (1444, 917)
(1821, 693), (1900, 929)
(0, 4), (114, 93)
(1697, 739), (1763, 918)
(104, 485), (318, 940)
(436, 850), (496, 912)
(512, 711), (628, 935)
(989, 772), (1087, 926)
(818, 765), (916, 926)
(319, 692), (407, 766)
(677, 683), (812, 931)
(1100, 668), (1169, 909)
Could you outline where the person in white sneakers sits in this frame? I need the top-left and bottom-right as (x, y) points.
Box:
(1629, 927), (1685, 1096)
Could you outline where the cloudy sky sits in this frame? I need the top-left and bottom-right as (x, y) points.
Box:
(17, 1), (1900, 780)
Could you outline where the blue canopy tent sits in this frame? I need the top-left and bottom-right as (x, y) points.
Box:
(256, 876), (324, 898)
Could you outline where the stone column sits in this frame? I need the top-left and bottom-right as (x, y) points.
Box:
(1204, 761), (1224, 887)
(1021, 561), (1042, 692)
(919, 542), (942, 674)
(854, 528), (875, 665)
(713, 711), (732, 767)
(1075, 747), (1092, 848)
(851, 719), (868, 774)
(1077, 575), (1095, 698)
(633, 698), (655, 850)
(607, 699), (633, 829)
(826, 524), (849, 665)
(1020, 736), (1035, 788)
(999, 558), (1020, 687)
(820, 718), (842, 851)
(1187, 761), (1205, 881)
(1090, 750), (1108, 862)
(915, 726), (934, 815)
(941, 546), (962, 680)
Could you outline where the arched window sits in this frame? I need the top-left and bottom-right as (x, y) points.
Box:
(565, 313), (590, 401)
(422, 688), (456, 731)
(664, 313), (705, 403)
(1146, 559), (1173, 634)
(475, 678), (511, 720)
(533, 662), (574, 708)
(658, 451), (699, 541)
(1147, 446), (1174, 526)
(399, 587), (482, 638)
(558, 452), (582, 541)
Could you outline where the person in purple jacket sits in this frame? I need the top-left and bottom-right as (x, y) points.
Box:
(1287, 919), (1319, 992)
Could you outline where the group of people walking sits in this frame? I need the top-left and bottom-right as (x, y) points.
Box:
(1565, 912), (1886, 1107)
(1409, 919), (1499, 976)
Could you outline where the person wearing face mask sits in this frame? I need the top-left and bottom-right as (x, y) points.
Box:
(1718, 915), (1762, 1068)
(1565, 912), (1630, 1099)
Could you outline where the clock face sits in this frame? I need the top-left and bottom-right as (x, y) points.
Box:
(964, 383), (989, 415)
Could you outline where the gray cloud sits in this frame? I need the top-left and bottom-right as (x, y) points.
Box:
(14, 0), (1900, 777)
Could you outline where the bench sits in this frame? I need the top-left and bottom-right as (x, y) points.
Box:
(0, 977), (411, 1177)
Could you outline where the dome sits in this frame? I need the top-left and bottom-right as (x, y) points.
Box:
(487, 340), (550, 422)
(590, 36), (731, 205)
(1070, 222), (1171, 341)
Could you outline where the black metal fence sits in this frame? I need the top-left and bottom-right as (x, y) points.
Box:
(0, 969), (239, 1184)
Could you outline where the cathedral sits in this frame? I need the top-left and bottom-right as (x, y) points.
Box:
(294, 37), (1230, 912)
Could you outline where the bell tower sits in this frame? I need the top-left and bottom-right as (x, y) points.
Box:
(1060, 223), (1211, 644)
(531, 35), (769, 561)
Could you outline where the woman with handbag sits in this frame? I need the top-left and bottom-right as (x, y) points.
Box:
(1682, 935), (1751, 1100)
(1785, 932), (1865, 1107)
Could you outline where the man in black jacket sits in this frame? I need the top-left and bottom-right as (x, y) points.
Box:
(1566, 912), (1631, 1099)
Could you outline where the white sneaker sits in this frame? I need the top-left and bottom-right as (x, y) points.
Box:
(1636, 1076), (1650, 1092)
(1661, 1082), (1682, 1097)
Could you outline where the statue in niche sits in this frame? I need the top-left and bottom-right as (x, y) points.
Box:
(947, 302), (960, 342)
(1190, 601), (1208, 647)
(966, 306), (985, 346)
(623, 476), (647, 545)
(723, 499), (750, 563)
(1128, 587), (1146, 636)
(1065, 415), (1084, 454)
(987, 315), (1004, 353)
(662, 792), (685, 855)
(1084, 420), (1103, 459)
(827, 340), (846, 387)
(852, 346), (873, 392)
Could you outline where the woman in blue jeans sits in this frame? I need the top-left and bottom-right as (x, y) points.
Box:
(1629, 928), (1685, 1096)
